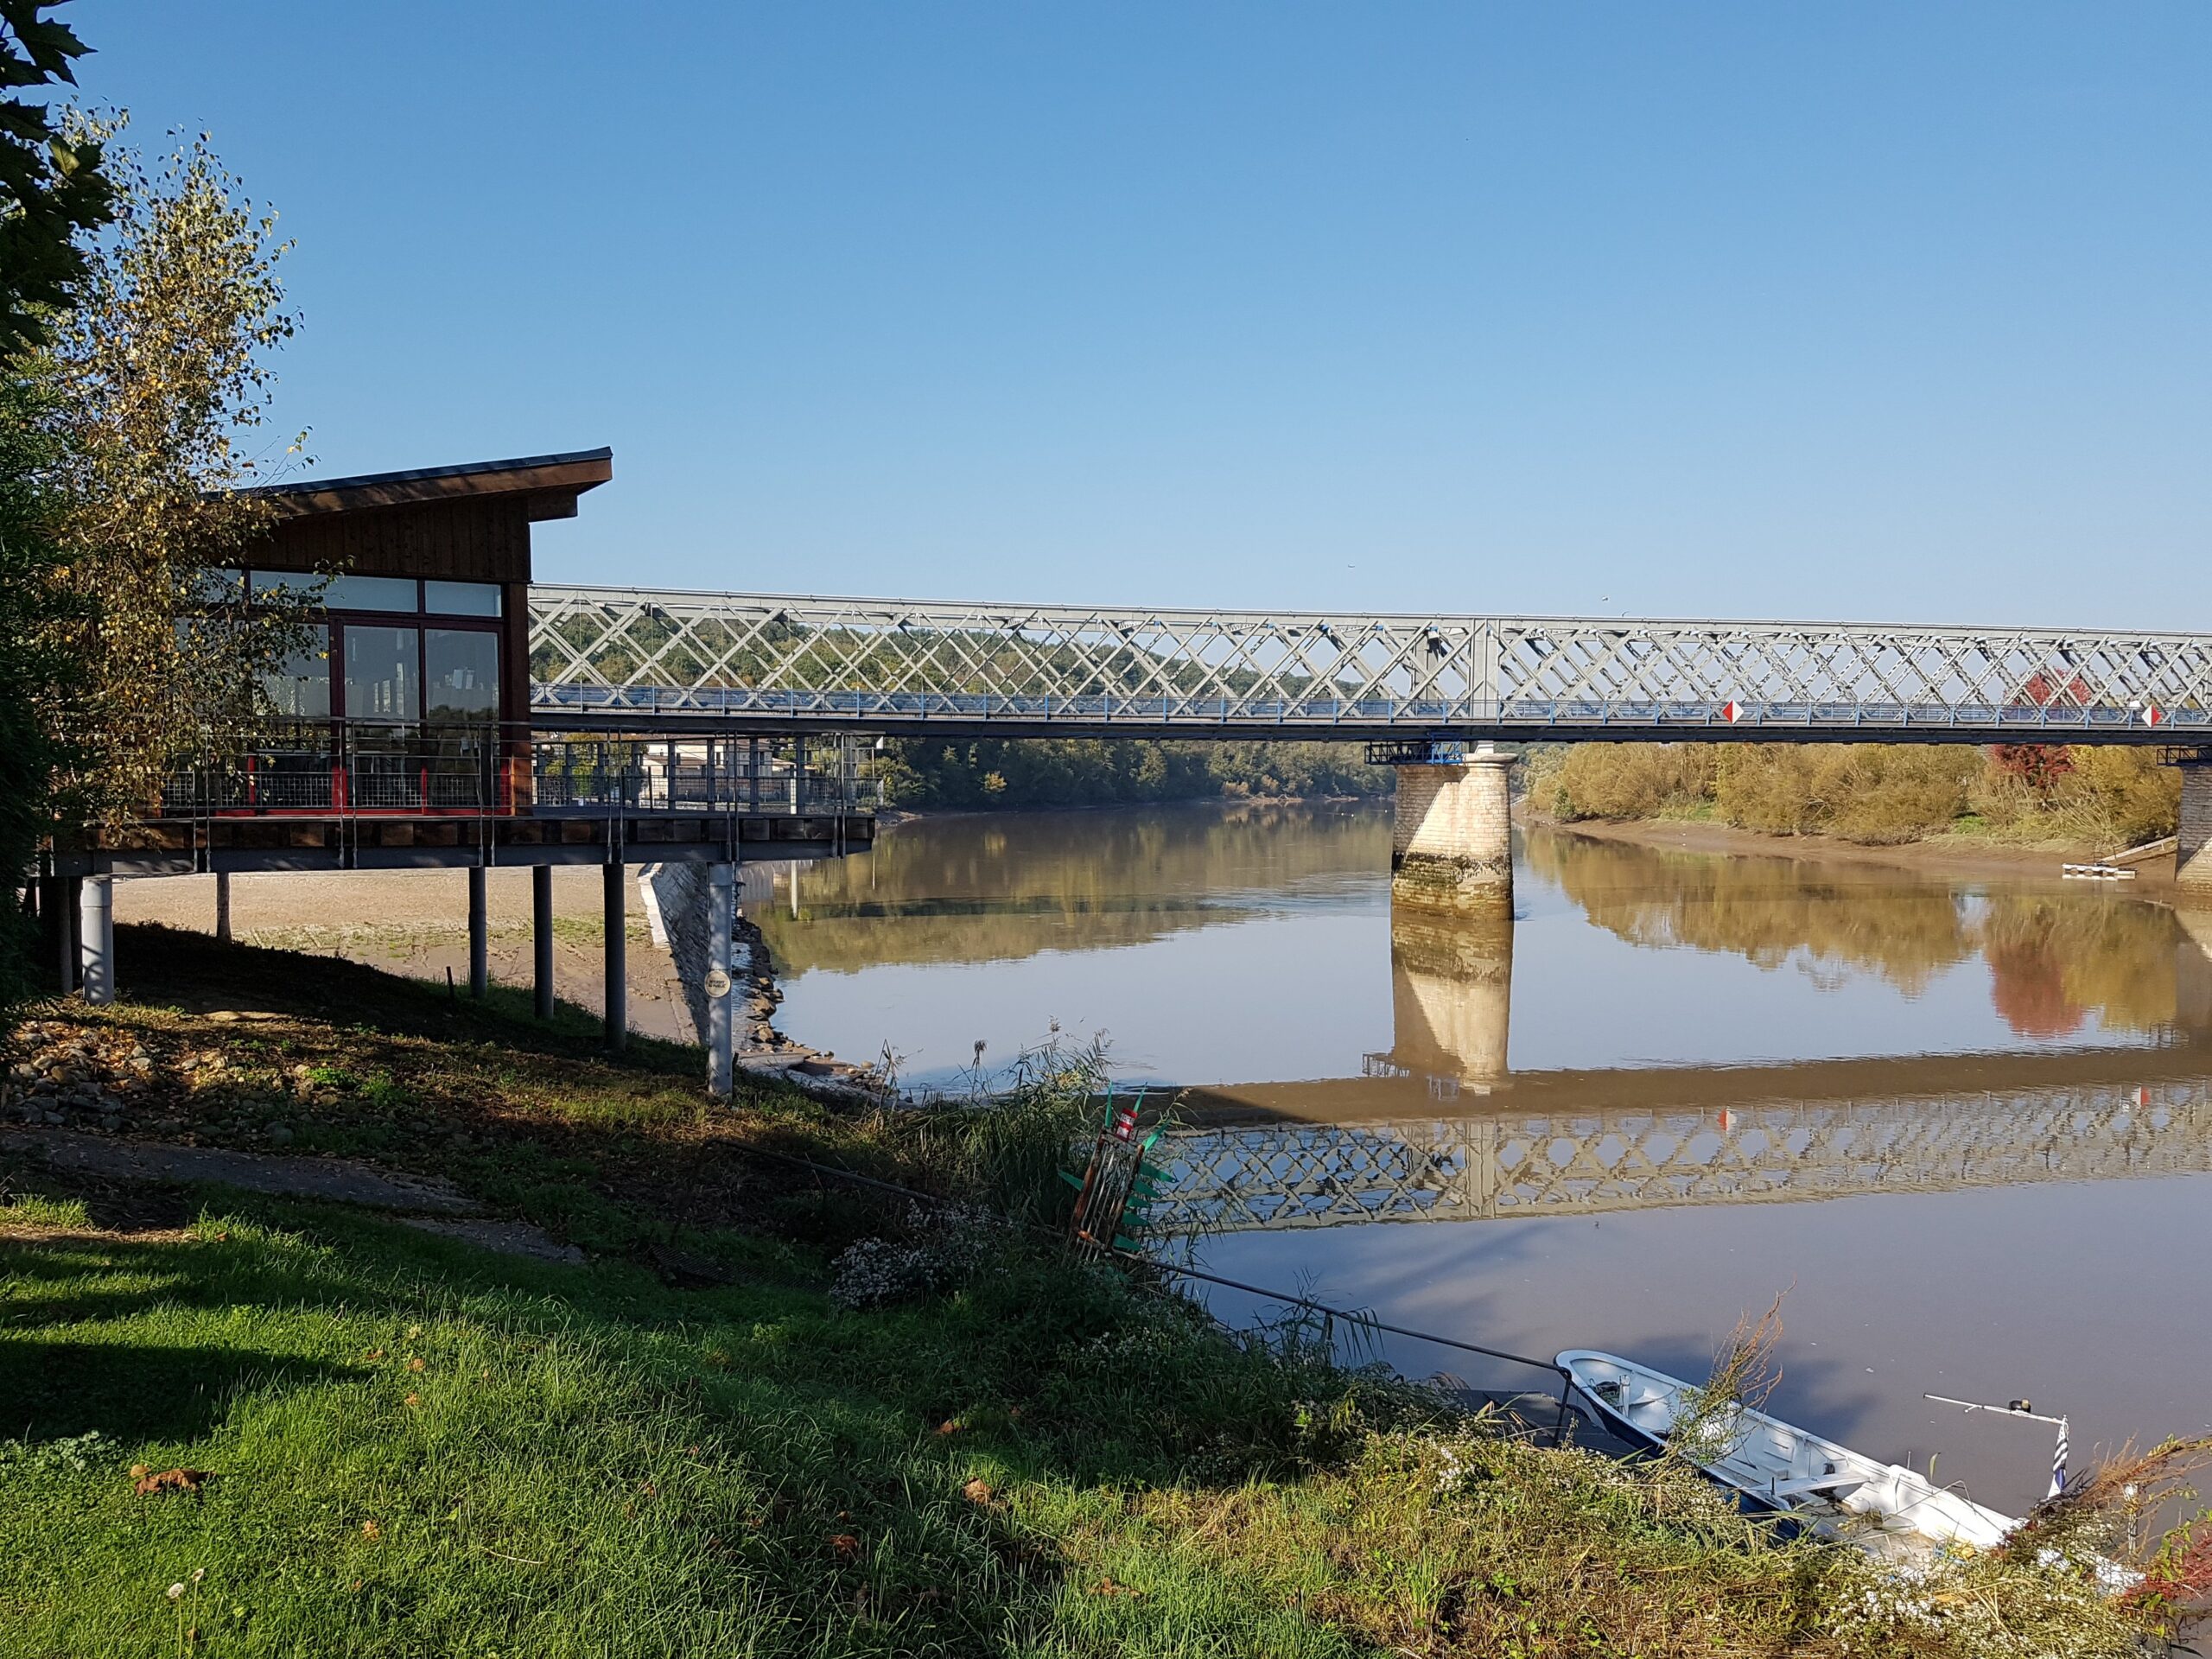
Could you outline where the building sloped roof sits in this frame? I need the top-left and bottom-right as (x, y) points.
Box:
(254, 448), (612, 522)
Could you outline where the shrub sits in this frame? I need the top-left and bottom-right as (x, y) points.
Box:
(1531, 743), (1718, 821)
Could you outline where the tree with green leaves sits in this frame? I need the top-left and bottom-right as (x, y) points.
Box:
(2, 0), (111, 1017)
(32, 113), (316, 830)
(1, 1), (111, 355)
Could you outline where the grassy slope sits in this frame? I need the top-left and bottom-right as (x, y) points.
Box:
(0, 928), (2175, 1657)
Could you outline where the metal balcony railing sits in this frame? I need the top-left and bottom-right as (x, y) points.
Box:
(149, 721), (879, 821)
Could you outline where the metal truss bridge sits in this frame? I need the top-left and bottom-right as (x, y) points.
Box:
(1144, 1072), (2212, 1233)
(528, 587), (2212, 742)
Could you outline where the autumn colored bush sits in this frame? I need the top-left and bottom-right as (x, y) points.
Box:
(1526, 742), (1719, 822)
(1528, 741), (2179, 851)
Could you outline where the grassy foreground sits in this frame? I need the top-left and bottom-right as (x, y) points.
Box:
(0, 928), (2197, 1656)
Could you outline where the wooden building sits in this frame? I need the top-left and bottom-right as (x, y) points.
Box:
(235, 447), (612, 739)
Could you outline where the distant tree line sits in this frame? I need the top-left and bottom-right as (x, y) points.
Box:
(874, 737), (1389, 810)
(1523, 741), (2177, 850)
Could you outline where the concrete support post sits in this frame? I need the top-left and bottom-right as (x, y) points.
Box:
(2178, 760), (2212, 899)
(467, 865), (488, 999)
(1389, 746), (1516, 912)
(213, 871), (232, 944)
(531, 864), (555, 1020)
(706, 862), (735, 1099)
(602, 860), (627, 1052)
(78, 875), (114, 1005)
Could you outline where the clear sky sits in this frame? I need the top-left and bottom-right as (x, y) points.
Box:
(76, 3), (2212, 626)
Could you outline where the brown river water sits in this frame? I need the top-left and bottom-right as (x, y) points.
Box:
(120, 802), (2212, 1518)
(760, 801), (2212, 1518)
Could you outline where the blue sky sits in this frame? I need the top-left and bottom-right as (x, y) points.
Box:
(79, 3), (2212, 626)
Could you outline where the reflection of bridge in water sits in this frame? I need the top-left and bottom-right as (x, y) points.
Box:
(1152, 893), (2212, 1232)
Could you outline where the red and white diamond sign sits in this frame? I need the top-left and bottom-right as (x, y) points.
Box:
(1720, 700), (1744, 724)
(2144, 702), (2165, 727)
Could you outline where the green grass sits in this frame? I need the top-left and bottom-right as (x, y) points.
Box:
(0, 929), (2191, 1656)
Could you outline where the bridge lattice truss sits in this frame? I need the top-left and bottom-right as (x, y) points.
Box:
(1146, 1083), (2212, 1232)
(529, 587), (2212, 741)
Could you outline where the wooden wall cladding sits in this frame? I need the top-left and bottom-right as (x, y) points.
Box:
(257, 497), (533, 582)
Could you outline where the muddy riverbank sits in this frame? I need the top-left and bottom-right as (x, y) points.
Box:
(1526, 812), (2177, 891)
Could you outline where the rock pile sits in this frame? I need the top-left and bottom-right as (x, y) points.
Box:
(3, 1021), (160, 1134)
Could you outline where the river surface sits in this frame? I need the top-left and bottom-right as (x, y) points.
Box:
(761, 801), (2212, 1516)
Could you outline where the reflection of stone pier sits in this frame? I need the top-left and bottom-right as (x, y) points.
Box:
(1379, 903), (1513, 1089)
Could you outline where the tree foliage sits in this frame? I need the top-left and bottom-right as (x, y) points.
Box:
(1528, 741), (2178, 849)
(0, 1), (111, 357)
(875, 737), (1388, 810)
(29, 115), (315, 826)
(0, 0), (111, 1015)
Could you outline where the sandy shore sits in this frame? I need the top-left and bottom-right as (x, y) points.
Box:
(115, 868), (703, 1043)
(1531, 814), (2177, 891)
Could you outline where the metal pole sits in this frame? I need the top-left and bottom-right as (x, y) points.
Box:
(602, 859), (627, 1052)
(707, 862), (735, 1099)
(467, 864), (487, 999)
(79, 875), (113, 1005)
(531, 863), (555, 1020)
(213, 870), (232, 943)
(54, 875), (79, 993)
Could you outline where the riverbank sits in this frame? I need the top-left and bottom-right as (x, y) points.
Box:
(1530, 811), (2178, 891)
(2, 930), (2186, 1656)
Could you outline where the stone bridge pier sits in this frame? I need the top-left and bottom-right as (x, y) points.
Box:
(2177, 758), (2212, 899)
(1389, 745), (1515, 912)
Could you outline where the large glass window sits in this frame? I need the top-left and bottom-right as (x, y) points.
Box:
(342, 626), (420, 722)
(260, 626), (331, 718)
(324, 575), (420, 612)
(425, 580), (501, 617)
(426, 630), (500, 721)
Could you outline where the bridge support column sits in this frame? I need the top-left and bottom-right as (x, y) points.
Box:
(2178, 759), (2212, 899)
(1390, 746), (1515, 912)
(531, 865), (555, 1020)
(602, 860), (627, 1052)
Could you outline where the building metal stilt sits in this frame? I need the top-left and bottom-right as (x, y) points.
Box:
(78, 875), (114, 1006)
(467, 865), (488, 998)
(602, 860), (626, 1052)
(532, 864), (555, 1020)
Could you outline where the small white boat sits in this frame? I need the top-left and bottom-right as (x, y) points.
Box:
(1557, 1349), (2015, 1565)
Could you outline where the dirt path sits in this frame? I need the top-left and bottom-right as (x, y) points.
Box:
(3, 1127), (583, 1262)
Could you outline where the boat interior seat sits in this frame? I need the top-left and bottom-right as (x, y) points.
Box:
(1769, 1472), (1865, 1499)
